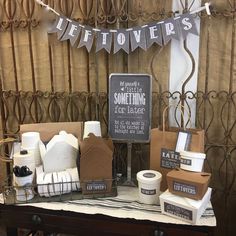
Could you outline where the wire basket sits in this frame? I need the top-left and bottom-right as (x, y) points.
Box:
(2, 177), (117, 205)
(1, 136), (118, 205)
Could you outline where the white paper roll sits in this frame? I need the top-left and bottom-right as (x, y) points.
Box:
(21, 132), (40, 149)
(24, 147), (42, 167)
(13, 150), (35, 177)
(83, 121), (101, 139)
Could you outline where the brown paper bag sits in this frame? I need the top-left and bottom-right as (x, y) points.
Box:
(150, 107), (205, 191)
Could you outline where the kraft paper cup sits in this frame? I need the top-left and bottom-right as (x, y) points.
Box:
(137, 170), (162, 205)
(180, 151), (206, 172)
(83, 121), (101, 139)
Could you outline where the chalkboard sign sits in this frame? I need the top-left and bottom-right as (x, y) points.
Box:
(109, 73), (152, 142)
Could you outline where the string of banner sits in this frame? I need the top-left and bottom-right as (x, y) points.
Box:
(35, 0), (211, 54)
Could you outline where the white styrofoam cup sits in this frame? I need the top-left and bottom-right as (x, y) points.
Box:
(83, 121), (101, 139)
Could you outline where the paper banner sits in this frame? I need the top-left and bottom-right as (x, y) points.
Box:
(48, 15), (69, 40)
(113, 29), (130, 54)
(96, 29), (113, 53)
(129, 26), (147, 51)
(161, 18), (180, 45)
(78, 26), (94, 52)
(146, 22), (163, 48)
(47, 12), (199, 54)
(177, 13), (198, 39)
(60, 20), (81, 46)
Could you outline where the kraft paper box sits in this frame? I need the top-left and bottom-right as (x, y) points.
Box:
(79, 134), (113, 195)
(20, 122), (83, 142)
(20, 122), (82, 172)
(160, 188), (212, 224)
(167, 169), (211, 200)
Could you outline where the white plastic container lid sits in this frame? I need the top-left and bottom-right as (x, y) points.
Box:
(180, 150), (206, 159)
(137, 170), (162, 185)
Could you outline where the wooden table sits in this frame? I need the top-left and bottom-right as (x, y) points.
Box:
(0, 186), (216, 236)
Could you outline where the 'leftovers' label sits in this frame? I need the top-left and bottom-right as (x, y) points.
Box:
(164, 202), (193, 221)
(173, 181), (197, 195)
(86, 181), (107, 191)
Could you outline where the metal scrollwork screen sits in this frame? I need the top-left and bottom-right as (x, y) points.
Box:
(0, 1), (235, 235)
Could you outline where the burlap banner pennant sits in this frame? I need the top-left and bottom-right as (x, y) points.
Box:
(78, 26), (95, 52)
(47, 13), (199, 54)
(129, 26), (147, 52)
(146, 22), (163, 48)
(96, 29), (113, 53)
(177, 13), (199, 39)
(60, 20), (81, 46)
(48, 15), (69, 40)
(113, 29), (130, 54)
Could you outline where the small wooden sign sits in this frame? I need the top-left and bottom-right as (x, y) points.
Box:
(108, 73), (152, 142)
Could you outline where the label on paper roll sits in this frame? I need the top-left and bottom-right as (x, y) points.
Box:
(141, 188), (156, 195)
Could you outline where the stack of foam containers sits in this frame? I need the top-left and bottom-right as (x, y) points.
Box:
(159, 150), (212, 224)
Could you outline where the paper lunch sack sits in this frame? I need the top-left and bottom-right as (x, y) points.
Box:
(150, 110), (205, 191)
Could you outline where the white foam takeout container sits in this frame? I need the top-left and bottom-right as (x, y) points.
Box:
(159, 187), (212, 224)
(180, 151), (206, 172)
(39, 131), (78, 172)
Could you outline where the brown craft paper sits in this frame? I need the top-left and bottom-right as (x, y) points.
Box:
(150, 106), (205, 191)
(167, 169), (211, 200)
(79, 133), (113, 194)
(20, 122), (83, 142)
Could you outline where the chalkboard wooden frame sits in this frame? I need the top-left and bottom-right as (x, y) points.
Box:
(108, 73), (152, 142)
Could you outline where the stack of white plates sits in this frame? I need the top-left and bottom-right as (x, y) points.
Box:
(36, 166), (80, 197)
